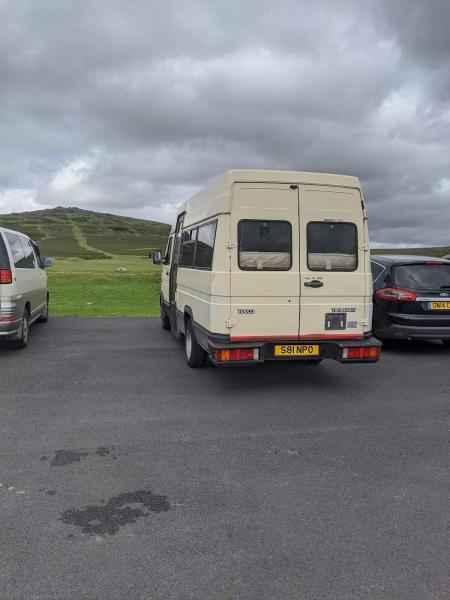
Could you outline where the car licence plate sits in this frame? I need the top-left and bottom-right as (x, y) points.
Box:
(274, 344), (319, 357)
(427, 301), (450, 310)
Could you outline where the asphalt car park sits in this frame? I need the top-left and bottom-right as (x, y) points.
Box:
(1, 318), (449, 600)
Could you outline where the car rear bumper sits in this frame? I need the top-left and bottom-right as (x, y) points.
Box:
(375, 323), (450, 340)
(0, 318), (21, 337)
(205, 332), (381, 366)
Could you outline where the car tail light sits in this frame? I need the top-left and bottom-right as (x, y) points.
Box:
(342, 346), (381, 360)
(215, 348), (259, 362)
(375, 287), (416, 302)
(0, 269), (12, 284)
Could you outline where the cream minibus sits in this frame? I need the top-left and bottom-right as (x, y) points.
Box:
(153, 170), (381, 367)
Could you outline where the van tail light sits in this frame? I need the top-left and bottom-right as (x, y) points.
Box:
(375, 287), (416, 302)
(215, 348), (259, 362)
(342, 346), (381, 360)
(0, 269), (12, 284)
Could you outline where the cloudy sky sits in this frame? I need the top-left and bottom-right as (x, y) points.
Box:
(0, 0), (449, 246)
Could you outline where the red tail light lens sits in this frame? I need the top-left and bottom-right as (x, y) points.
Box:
(0, 269), (12, 284)
(375, 287), (416, 302)
(343, 346), (381, 360)
(215, 348), (258, 362)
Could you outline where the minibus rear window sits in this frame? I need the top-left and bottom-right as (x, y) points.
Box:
(238, 220), (292, 271)
(307, 222), (357, 272)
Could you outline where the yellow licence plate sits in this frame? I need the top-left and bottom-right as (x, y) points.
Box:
(428, 301), (450, 310)
(274, 344), (320, 357)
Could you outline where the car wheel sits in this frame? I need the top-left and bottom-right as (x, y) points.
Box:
(184, 319), (207, 367)
(160, 301), (170, 330)
(442, 339), (450, 348)
(14, 310), (30, 349)
(38, 297), (49, 323)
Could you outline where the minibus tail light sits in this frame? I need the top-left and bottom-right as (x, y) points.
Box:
(215, 348), (258, 362)
(342, 347), (381, 360)
(375, 288), (416, 302)
(0, 269), (12, 284)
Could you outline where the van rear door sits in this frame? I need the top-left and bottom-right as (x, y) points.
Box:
(229, 184), (300, 340)
(298, 184), (369, 339)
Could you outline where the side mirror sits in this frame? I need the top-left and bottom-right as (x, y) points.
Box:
(152, 250), (162, 265)
(42, 256), (54, 268)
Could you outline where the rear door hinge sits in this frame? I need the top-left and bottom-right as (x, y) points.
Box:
(359, 244), (369, 252)
(226, 241), (236, 249)
(226, 318), (237, 328)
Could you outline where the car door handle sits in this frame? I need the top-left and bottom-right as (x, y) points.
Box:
(304, 280), (323, 288)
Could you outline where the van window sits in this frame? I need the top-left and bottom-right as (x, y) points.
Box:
(180, 229), (197, 267)
(393, 263), (450, 291)
(0, 234), (10, 268)
(5, 233), (35, 269)
(238, 220), (292, 271)
(371, 261), (384, 284)
(20, 238), (37, 269)
(307, 222), (357, 272)
(164, 236), (173, 265)
(194, 222), (217, 269)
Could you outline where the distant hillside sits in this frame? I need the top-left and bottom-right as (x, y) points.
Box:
(371, 246), (450, 258)
(0, 207), (171, 259)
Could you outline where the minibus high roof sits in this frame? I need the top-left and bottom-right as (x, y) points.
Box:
(173, 170), (362, 231)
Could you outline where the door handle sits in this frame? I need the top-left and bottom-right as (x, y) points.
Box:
(304, 280), (323, 288)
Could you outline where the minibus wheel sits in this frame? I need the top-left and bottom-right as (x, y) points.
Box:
(160, 301), (170, 330)
(184, 318), (207, 367)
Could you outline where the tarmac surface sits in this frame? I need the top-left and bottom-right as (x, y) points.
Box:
(0, 317), (449, 599)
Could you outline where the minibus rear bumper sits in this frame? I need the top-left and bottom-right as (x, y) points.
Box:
(206, 332), (382, 366)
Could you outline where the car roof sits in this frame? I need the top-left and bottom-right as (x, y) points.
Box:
(371, 254), (450, 265)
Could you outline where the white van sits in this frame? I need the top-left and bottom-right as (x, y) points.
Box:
(0, 227), (53, 348)
(153, 170), (381, 367)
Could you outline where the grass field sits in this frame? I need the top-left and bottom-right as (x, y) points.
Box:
(48, 255), (162, 317)
(0, 207), (169, 317)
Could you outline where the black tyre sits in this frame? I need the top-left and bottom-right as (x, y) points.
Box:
(442, 339), (450, 348)
(14, 310), (30, 349)
(38, 296), (49, 323)
(184, 319), (207, 367)
(160, 300), (170, 330)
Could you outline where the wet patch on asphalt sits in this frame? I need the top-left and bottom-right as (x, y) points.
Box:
(59, 489), (171, 536)
(41, 446), (126, 466)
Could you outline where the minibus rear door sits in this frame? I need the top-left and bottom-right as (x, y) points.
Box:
(298, 184), (369, 339)
(229, 184), (300, 341)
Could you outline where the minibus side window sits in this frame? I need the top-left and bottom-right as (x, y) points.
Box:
(307, 222), (358, 272)
(180, 229), (197, 267)
(238, 220), (292, 271)
(164, 236), (173, 265)
(194, 222), (217, 269)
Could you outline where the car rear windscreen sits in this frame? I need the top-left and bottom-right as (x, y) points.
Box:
(394, 263), (450, 290)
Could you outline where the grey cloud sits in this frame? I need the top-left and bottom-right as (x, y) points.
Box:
(0, 0), (449, 245)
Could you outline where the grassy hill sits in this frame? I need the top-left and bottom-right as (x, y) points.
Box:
(371, 247), (450, 258)
(0, 207), (171, 259)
